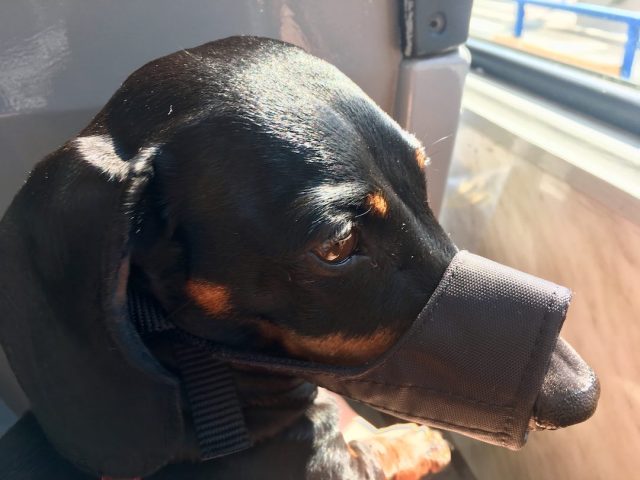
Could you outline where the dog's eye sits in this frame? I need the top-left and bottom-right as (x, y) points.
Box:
(313, 231), (358, 264)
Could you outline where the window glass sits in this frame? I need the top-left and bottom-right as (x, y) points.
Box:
(470, 0), (640, 86)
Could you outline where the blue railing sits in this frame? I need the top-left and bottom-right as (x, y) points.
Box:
(513, 0), (640, 79)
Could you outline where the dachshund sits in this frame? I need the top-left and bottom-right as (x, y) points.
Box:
(0, 36), (465, 479)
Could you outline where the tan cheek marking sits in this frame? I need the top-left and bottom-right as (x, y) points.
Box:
(186, 280), (233, 317)
(367, 193), (388, 217)
(415, 146), (427, 170)
(257, 324), (397, 365)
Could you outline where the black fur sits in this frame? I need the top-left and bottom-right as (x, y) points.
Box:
(0, 36), (456, 478)
(121, 37), (456, 351)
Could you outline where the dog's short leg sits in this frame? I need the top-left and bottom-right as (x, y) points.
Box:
(346, 419), (451, 480)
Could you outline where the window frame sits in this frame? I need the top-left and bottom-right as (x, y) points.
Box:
(467, 38), (640, 137)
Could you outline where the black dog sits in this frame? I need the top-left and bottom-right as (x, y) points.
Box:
(0, 36), (457, 479)
(9, 33), (603, 479)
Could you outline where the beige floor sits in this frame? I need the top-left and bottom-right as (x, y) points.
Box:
(439, 112), (640, 479)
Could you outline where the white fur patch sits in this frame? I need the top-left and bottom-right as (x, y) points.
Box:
(73, 135), (130, 181)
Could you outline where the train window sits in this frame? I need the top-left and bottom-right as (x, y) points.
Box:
(470, 0), (639, 84)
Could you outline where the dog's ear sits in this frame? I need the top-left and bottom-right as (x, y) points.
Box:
(0, 139), (184, 477)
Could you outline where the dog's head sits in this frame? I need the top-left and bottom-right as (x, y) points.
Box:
(112, 37), (457, 366)
(0, 37), (597, 477)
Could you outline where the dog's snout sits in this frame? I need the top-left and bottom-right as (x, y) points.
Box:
(530, 337), (600, 431)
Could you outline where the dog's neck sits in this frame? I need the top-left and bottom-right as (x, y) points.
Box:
(232, 367), (318, 443)
(146, 335), (318, 462)
(128, 286), (317, 461)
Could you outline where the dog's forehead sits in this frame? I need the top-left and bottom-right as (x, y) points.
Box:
(182, 38), (416, 158)
(197, 40), (429, 232)
(92, 37), (426, 236)
(223, 44), (423, 184)
(227, 46), (411, 156)
(99, 36), (422, 167)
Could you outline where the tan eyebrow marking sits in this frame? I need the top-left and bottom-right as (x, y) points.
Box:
(186, 280), (233, 317)
(366, 192), (388, 217)
(415, 146), (427, 169)
(257, 324), (397, 365)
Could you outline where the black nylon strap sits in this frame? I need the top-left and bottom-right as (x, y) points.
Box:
(174, 346), (252, 459)
(127, 288), (174, 333)
(127, 288), (251, 460)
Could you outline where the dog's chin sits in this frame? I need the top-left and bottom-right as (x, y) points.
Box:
(529, 337), (599, 431)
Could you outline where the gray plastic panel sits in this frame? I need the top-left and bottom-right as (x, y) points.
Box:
(395, 47), (471, 215)
(402, 0), (474, 57)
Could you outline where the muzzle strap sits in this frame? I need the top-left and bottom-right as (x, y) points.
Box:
(173, 346), (251, 459)
(127, 289), (251, 460)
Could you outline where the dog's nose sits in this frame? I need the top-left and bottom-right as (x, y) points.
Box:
(530, 337), (600, 431)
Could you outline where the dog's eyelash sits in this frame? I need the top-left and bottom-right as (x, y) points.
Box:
(330, 222), (354, 242)
(309, 221), (353, 246)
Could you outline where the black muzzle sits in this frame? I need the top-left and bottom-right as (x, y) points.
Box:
(164, 250), (599, 451)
